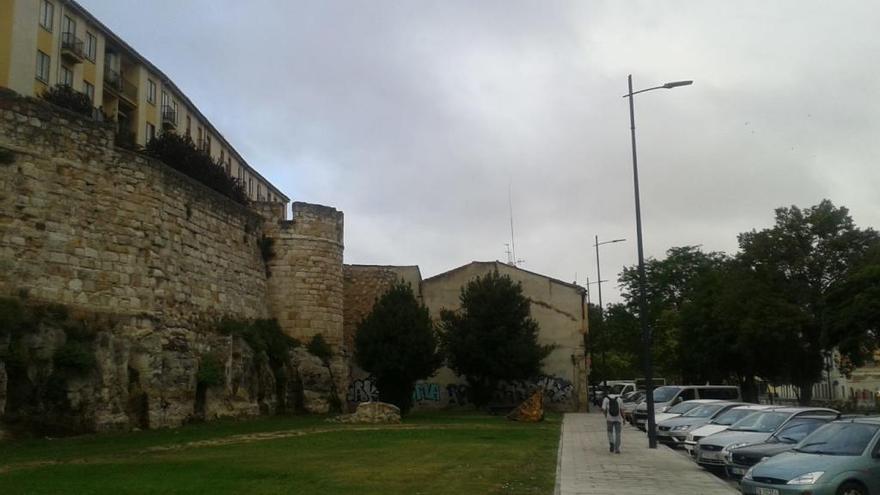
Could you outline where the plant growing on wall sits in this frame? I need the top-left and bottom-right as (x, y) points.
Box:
(259, 235), (275, 276)
(307, 334), (333, 364)
(40, 84), (94, 118)
(439, 271), (553, 408)
(144, 132), (248, 206)
(355, 282), (441, 414)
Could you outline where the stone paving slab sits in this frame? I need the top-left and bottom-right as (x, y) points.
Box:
(555, 412), (737, 495)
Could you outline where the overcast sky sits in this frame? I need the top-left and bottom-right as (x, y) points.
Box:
(82, 0), (880, 305)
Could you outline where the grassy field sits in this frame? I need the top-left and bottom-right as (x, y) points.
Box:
(0, 411), (561, 494)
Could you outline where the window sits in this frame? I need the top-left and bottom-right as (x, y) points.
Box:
(35, 51), (50, 83)
(185, 116), (191, 137)
(62, 15), (75, 36)
(171, 101), (178, 124)
(205, 135), (211, 154)
(146, 123), (156, 143)
(84, 81), (94, 102)
(147, 79), (156, 104)
(226, 156), (232, 175)
(161, 90), (169, 108)
(257, 184), (262, 200)
(40, 1), (54, 31)
(60, 65), (73, 86)
(238, 166), (243, 179)
(85, 32), (97, 61)
(248, 177), (253, 196)
(220, 149), (225, 163)
(197, 126), (203, 147)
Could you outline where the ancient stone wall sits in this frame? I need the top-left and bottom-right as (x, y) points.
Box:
(0, 92), (269, 323)
(0, 92), (349, 434)
(342, 264), (422, 353)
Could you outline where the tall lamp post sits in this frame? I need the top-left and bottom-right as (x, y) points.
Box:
(594, 236), (626, 310)
(624, 75), (692, 448)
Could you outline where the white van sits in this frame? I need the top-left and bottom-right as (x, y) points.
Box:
(633, 385), (741, 430)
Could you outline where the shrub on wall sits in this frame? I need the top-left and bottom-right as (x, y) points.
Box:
(144, 132), (248, 206)
(217, 318), (299, 372)
(40, 85), (94, 118)
(197, 353), (225, 387)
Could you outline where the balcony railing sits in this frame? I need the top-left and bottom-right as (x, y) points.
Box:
(161, 105), (177, 128)
(60, 33), (85, 63)
(103, 66), (138, 105)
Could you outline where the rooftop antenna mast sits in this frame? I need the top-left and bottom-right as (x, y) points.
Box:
(508, 181), (523, 266)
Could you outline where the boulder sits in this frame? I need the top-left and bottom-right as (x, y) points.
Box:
(291, 348), (334, 414)
(507, 390), (544, 422)
(331, 401), (401, 424)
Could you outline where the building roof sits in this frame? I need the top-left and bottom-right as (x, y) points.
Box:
(62, 0), (289, 202)
(422, 261), (587, 294)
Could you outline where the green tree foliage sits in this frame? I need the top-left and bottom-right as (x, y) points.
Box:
(197, 353), (225, 387)
(216, 318), (299, 373)
(736, 200), (878, 403)
(439, 271), (552, 407)
(617, 246), (727, 382)
(827, 243), (880, 368)
(586, 303), (640, 384)
(144, 132), (248, 205)
(355, 282), (441, 414)
(41, 84), (93, 117)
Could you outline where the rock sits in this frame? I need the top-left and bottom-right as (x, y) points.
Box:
(507, 390), (544, 422)
(291, 347), (334, 414)
(331, 401), (401, 424)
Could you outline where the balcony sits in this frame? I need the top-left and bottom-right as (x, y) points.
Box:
(161, 105), (177, 129)
(103, 66), (138, 106)
(60, 33), (85, 63)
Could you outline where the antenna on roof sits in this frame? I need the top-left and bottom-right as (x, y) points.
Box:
(508, 181), (522, 267)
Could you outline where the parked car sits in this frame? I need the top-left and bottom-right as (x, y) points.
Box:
(633, 385), (741, 430)
(622, 391), (645, 425)
(657, 402), (745, 447)
(741, 417), (880, 495)
(725, 414), (840, 478)
(654, 399), (721, 426)
(684, 405), (775, 457)
(695, 407), (837, 470)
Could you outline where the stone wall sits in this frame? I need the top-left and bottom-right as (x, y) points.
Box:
(0, 91), (349, 434)
(342, 264), (422, 353)
(0, 91), (269, 323)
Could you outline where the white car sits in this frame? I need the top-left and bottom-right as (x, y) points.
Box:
(683, 404), (774, 456)
(636, 399), (720, 430)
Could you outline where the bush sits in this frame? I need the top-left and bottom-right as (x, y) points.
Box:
(307, 334), (333, 364)
(144, 132), (248, 206)
(197, 353), (225, 387)
(439, 271), (553, 407)
(355, 282), (441, 414)
(217, 318), (299, 372)
(41, 84), (93, 117)
(0, 147), (14, 164)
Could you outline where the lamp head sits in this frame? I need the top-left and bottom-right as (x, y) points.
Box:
(663, 80), (693, 89)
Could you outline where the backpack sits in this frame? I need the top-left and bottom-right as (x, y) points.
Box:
(608, 396), (620, 416)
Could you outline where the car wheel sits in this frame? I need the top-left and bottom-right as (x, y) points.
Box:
(837, 481), (867, 495)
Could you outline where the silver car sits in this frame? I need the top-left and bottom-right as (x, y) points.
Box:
(695, 407), (837, 469)
(656, 402), (745, 447)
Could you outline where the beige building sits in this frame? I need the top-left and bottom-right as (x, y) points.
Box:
(0, 0), (286, 203)
(345, 261), (590, 412)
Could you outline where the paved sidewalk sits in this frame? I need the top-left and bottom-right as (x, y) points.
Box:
(555, 412), (737, 495)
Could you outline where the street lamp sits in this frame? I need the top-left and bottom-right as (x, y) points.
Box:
(624, 75), (692, 449)
(594, 236), (626, 311)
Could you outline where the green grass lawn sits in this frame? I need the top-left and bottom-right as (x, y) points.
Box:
(0, 411), (561, 494)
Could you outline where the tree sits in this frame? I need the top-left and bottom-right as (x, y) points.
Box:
(737, 200), (879, 403)
(618, 246), (727, 381)
(586, 303), (640, 384)
(827, 243), (880, 367)
(439, 271), (553, 407)
(354, 282), (441, 414)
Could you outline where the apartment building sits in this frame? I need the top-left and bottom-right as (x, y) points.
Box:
(0, 0), (288, 204)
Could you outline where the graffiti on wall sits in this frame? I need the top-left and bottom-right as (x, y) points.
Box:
(348, 377), (380, 403)
(347, 374), (573, 407)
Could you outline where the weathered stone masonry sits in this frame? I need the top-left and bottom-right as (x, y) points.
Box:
(0, 91), (347, 435)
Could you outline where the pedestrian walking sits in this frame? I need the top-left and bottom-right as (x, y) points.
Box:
(602, 394), (623, 453)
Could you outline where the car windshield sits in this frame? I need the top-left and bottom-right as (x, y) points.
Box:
(711, 409), (757, 425)
(773, 420), (827, 444)
(794, 423), (880, 456)
(729, 412), (788, 432)
(624, 392), (644, 403)
(682, 404), (724, 418)
(653, 386), (681, 402)
(666, 401), (701, 414)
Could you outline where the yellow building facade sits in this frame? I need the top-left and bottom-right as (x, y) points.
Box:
(0, 0), (287, 203)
